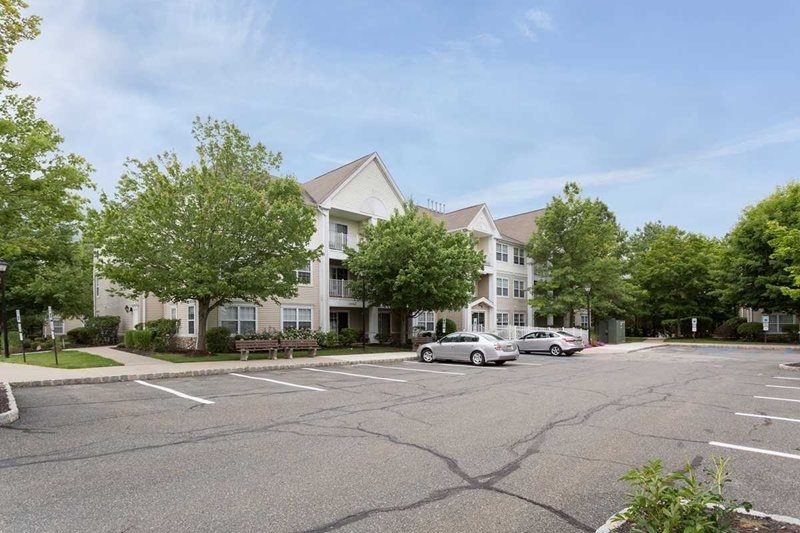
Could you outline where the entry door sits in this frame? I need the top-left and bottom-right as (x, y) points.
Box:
(378, 312), (390, 337)
(471, 312), (486, 332)
(330, 312), (349, 333)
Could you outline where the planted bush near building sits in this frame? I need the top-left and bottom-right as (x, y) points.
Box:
(205, 327), (232, 354)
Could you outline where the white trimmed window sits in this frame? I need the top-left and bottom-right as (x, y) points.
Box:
(187, 305), (196, 335)
(414, 311), (435, 331)
(497, 277), (509, 297)
(170, 305), (178, 320)
(513, 312), (527, 327)
(513, 247), (525, 265)
(496, 243), (509, 262)
(496, 312), (509, 327)
(220, 305), (257, 334)
(580, 313), (588, 329)
(283, 307), (312, 330)
(767, 313), (797, 334)
(513, 279), (526, 298)
(295, 262), (311, 285)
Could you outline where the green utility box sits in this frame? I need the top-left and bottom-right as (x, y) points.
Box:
(597, 319), (626, 344)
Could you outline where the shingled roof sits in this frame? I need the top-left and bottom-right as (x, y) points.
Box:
(494, 209), (545, 244)
(418, 204), (485, 231)
(302, 153), (374, 204)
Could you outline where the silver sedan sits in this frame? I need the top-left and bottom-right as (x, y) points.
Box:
(417, 331), (519, 366)
(516, 330), (584, 356)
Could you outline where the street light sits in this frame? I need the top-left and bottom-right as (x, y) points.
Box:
(0, 259), (9, 358)
(584, 285), (592, 345)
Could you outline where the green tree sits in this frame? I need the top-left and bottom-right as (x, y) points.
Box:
(768, 219), (800, 301)
(629, 224), (725, 334)
(719, 182), (800, 314)
(526, 182), (630, 327)
(345, 202), (485, 343)
(1, 1), (94, 337)
(90, 117), (319, 351)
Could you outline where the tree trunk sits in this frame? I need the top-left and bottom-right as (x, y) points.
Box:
(196, 297), (211, 352)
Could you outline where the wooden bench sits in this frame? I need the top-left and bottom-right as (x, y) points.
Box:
(234, 339), (280, 360)
(280, 338), (319, 358)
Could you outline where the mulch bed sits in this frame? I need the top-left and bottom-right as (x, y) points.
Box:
(615, 512), (800, 532)
(0, 385), (9, 415)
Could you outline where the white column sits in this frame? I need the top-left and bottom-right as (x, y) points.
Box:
(318, 207), (331, 331)
(369, 306), (379, 342)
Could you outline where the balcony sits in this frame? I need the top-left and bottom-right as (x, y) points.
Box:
(330, 232), (348, 251)
(329, 279), (352, 298)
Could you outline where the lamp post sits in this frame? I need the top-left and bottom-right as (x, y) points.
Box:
(584, 285), (592, 345)
(0, 259), (9, 358)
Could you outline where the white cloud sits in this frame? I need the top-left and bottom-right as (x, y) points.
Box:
(475, 33), (502, 47)
(517, 8), (555, 40)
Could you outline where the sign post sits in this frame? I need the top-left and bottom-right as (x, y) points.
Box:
(691, 317), (697, 339)
(762, 316), (769, 344)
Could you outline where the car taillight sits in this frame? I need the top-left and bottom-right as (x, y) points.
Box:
(564, 337), (577, 342)
(494, 343), (502, 350)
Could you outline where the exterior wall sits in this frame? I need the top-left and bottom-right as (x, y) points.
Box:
(327, 160), (403, 217)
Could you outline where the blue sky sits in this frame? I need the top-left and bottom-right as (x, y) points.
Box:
(10, 0), (800, 237)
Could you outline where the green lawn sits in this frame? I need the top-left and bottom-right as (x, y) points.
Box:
(625, 337), (648, 343)
(0, 350), (123, 369)
(149, 345), (411, 363)
(664, 337), (798, 346)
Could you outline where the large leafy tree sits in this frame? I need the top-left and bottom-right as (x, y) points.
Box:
(1, 1), (94, 331)
(90, 117), (319, 351)
(345, 202), (484, 343)
(719, 182), (800, 314)
(628, 224), (726, 333)
(526, 182), (630, 326)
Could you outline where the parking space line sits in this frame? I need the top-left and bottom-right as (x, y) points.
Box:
(766, 384), (800, 391)
(229, 373), (325, 391)
(357, 364), (465, 376)
(512, 362), (543, 366)
(736, 412), (800, 424)
(134, 380), (214, 404)
(754, 396), (800, 404)
(774, 376), (800, 381)
(405, 361), (502, 369)
(302, 368), (408, 382)
(710, 441), (800, 461)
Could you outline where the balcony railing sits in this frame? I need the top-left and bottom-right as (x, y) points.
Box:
(329, 279), (352, 298)
(330, 232), (348, 250)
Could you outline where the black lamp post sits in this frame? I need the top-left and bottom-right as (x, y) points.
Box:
(0, 259), (9, 358)
(584, 285), (592, 345)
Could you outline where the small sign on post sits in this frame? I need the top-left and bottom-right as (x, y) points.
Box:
(762, 315), (769, 343)
(691, 317), (697, 339)
(15, 309), (25, 363)
(48, 306), (58, 365)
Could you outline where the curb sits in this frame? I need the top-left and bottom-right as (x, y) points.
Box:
(663, 341), (800, 352)
(779, 362), (800, 372)
(7, 355), (420, 388)
(0, 382), (19, 425)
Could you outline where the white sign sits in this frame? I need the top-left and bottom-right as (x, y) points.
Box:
(15, 309), (23, 341)
(47, 306), (56, 340)
(691, 317), (697, 332)
(762, 316), (770, 332)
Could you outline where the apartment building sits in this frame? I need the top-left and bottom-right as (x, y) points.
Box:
(94, 153), (551, 345)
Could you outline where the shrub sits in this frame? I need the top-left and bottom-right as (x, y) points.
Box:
(67, 326), (99, 346)
(144, 318), (180, 351)
(736, 322), (763, 341)
(124, 329), (154, 351)
(615, 457), (750, 533)
(315, 330), (340, 348)
(712, 317), (746, 340)
(435, 317), (457, 338)
(339, 328), (358, 346)
(85, 315), (121, 345)
(205, 327), (232, 354)
(782, 323), (799, 343)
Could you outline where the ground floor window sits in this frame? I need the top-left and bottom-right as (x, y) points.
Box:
(497, 312), (509, 327)
(220, 305), (257, 334)
(580, 313), (588, 329)
(283, 307), (312, 330)
(414, 311), (435, 331)
(767, 313), (797, 334)
(187, 305), (196, 335)
(513, 312), (527, 327)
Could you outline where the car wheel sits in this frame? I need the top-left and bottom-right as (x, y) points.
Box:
(495, 360), (507, 365)
(470, 351), (485, 366)
(549, 345), (563, 356)
(420, 348), (434, 363)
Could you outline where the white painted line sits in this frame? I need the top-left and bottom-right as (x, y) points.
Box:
(512, 362), (543, 366)
(357, 364), (465, 376)
(302, 368), (407, 383)
(754, 396), (800, 404)
(406, 361), (501, 369)
(766, 384), (800, 391)
(229, 373), (325, 391)
(774, 376), (800, 381)
(134, 380), (214, 404)
(736, 412), (800, 424)
(710, 441), (800, 461)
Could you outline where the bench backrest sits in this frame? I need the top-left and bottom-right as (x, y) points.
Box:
(235, 339), (279, 348)
(281, 339), (319, 347)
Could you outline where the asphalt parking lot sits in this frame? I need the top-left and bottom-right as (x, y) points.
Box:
(2, 345), (799, 532)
